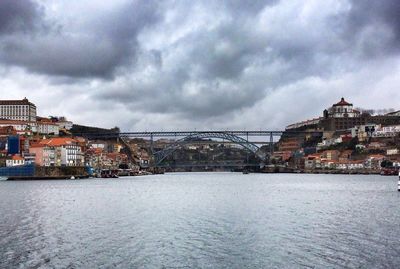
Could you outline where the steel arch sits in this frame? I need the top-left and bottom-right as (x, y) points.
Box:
(153, 132), (265, 165)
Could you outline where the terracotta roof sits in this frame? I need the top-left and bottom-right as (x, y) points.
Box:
(0, 119), (36, 125)
(30, 142), (44, 148)
(11, 155), (24, 161)
(333, 97), (352, 106)
(367, 154), (385, 159)
(40, 137), (78, 147)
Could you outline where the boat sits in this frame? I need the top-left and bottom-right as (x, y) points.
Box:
(99, 169), (119, 178)
(398, 171), (400, 192)
(380, 168), (398, 176)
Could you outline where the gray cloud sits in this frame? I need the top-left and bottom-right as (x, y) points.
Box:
(0, 0), (161, 78)
(339, 0), (400, 57)
(0, 0), (44, 34)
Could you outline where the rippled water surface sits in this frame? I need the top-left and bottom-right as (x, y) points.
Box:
(1, 173), (399, 268)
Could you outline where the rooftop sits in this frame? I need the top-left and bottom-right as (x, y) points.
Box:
(40, 137), (78, 147)
(11, 155), (24, 161)
(0, 98), (36, 107)
(333, 97), (352, 107)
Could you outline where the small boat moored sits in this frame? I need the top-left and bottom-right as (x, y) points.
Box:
(398, 171), (400, 192)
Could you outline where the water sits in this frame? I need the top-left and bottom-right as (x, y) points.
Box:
(0, 173), (399, 269)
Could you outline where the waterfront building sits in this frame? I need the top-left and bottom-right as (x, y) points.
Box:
(304, 154), (321, 169)
(30, 138), (83, 166)
(336, 160), (365, 170)
(0, 98), (37, 121)
(6, 155), (25, 167)
(29, 143), (55, 166)
(364, 154), (385, 170)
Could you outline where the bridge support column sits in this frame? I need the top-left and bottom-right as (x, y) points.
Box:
(150, 133), (154, 154)
(269, 132), (274, 155)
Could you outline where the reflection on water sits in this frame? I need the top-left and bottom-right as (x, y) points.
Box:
(0, 173), (399, 268)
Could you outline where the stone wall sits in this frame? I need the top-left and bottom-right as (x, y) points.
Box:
(35, 166), (88, 177)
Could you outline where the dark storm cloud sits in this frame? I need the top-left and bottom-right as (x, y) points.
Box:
(0, 0), (161, 78)
(342, 0), (400, 56)
(0, 0), (44, 34)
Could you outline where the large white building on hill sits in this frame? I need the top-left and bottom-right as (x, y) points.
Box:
(0, 98), (37, 121)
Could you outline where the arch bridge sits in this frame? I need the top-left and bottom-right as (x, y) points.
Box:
(151, 132), (265, 166)
(80, 130), (323, 167)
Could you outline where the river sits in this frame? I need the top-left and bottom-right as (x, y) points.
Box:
(0, 173), (399, 268)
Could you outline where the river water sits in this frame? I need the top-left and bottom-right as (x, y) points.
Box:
(0, 173), (399, 268)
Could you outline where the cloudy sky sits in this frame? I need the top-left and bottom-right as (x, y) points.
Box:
(1, 0), (399, 131)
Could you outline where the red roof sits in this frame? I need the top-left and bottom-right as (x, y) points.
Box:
(40, 137), (78, 147)
(11, 155), (24, 161)
(333, 97), (352, 106)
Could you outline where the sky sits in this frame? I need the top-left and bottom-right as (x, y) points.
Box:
(0, 0), (399, 131)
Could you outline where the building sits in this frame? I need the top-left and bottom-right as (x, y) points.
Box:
(0, 118), (60, 135)
(6, 155), (25, 167)
(373, 125), (400, 137)
(324, 98), (361, 118)
(365, 154), (385, 170)
(351, 124), (378, 141)
(288, 98), (400, 133)
(30, 138), (84, 166)
(0, 120), (37, 134)
(0, 98), (37, 121)
(336, 160), (364, 170)
(29, 143), (55, 166)
(278, 137), (302, 152)
(321, 150), (340, 161)
(304, 154), (322, 170)
(37, 117), (60, 135)
(55, 117), (73, 130)
(37, 122), (59, 135)
(321, 98), (400, 131)
(386, 110), (400, 117)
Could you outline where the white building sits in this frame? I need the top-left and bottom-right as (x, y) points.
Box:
(56, 117), (73, 130)
(0, 120), (37, 134)
(61, 144), (83, 166)
(37, 122), (60, 135)
(0, 98), (37, 121)
(387, 149), (399, 155)
(386, 110), (400, 117)
(40, 138), (83, 166)
(324, 98), (361, 118)
(351, 124), (378, 141)
(373, 125), (400, 137)
(0, 120), (59, 135)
